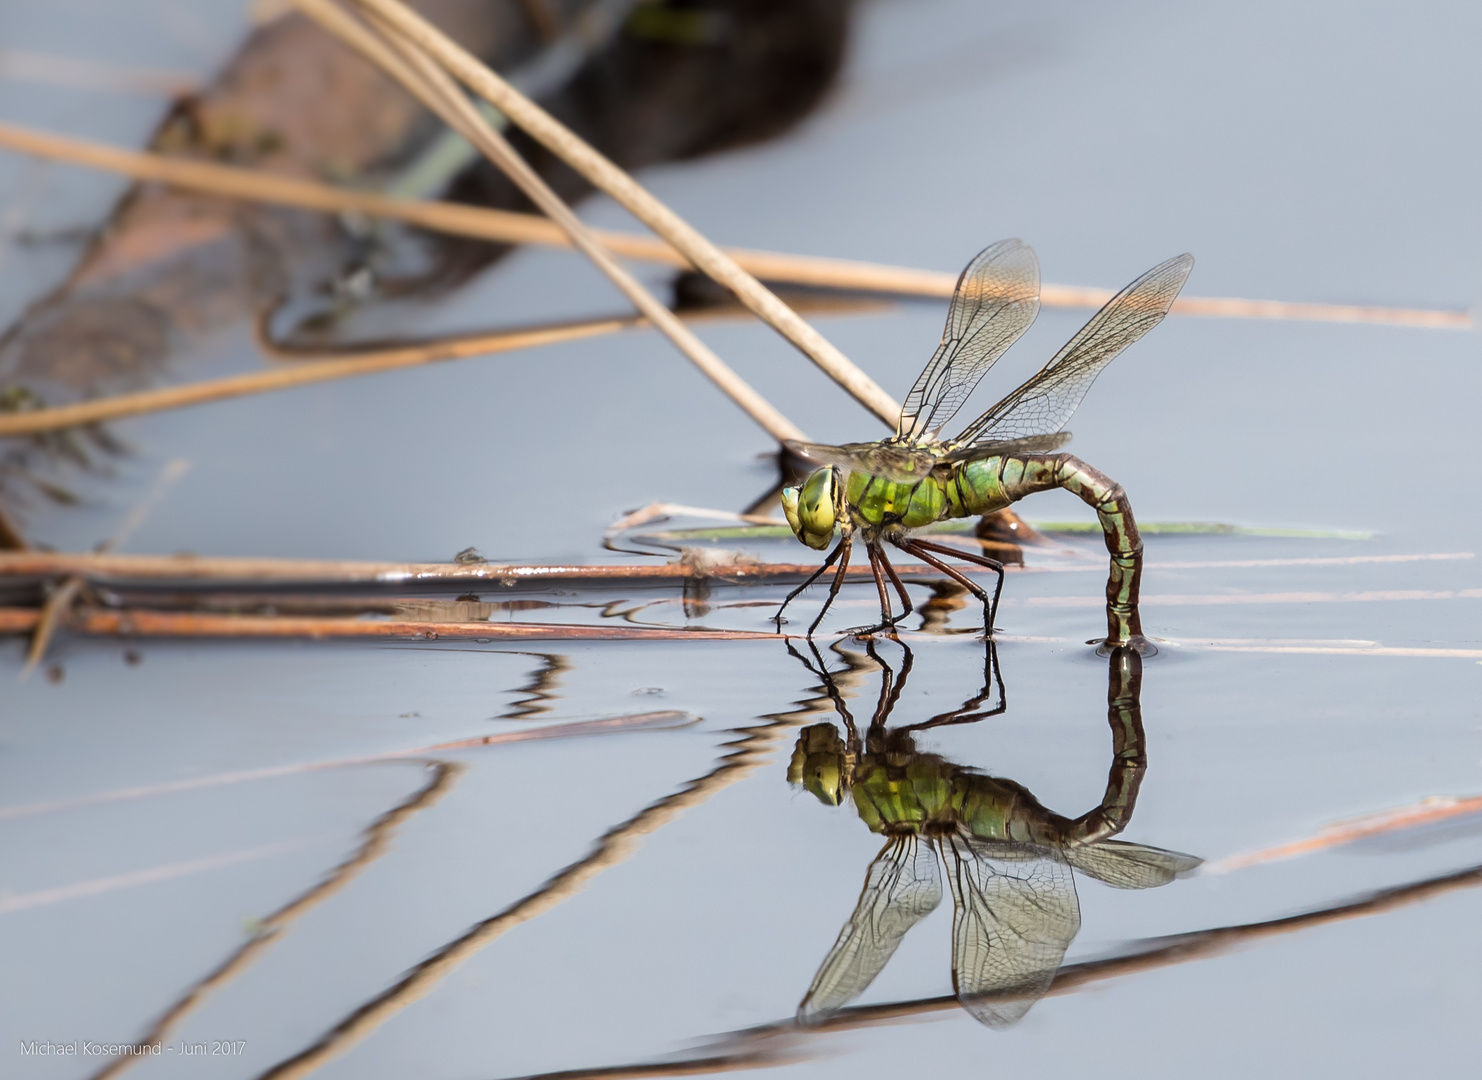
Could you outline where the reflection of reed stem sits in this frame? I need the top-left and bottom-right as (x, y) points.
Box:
(89, 761), (463, 1080)
(254, 673), (861, 1080)
(524, 859), (1482, 1080)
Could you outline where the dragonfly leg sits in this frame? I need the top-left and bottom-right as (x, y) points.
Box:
(905, 538), (1004, 630)
(808, 534), (854, 636)
(895, 539), (997, 635)
(853, 548), (906, 631)
(861, 544), (897, 632)
(774, 536), (845, 627)
(876, 546), (915, 624)
(846, 545), (912, 637)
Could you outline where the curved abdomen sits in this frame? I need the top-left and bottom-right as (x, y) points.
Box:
(951, 454), (1145, 644)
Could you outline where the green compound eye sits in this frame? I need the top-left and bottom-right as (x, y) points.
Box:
(781, 485), (803, 536)
(796, 468), (836, 549)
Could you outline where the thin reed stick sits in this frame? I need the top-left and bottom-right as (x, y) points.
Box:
(519, 859), (1482, 1080)
(0, 49), (197, 98)
(87, 762), (463, 1080)
(0, 286), (885, 440)
(289, 0), (804, 444)
(21, 576), (82, 675)
(0, 713), (693, 825)
(0, 316), (630, 438)
(20, 458), (189, 671)
(254, 676), (848, 1080)
(0, 551), (943, 585)
(348, 0), (904, 426)
(0, 608), (784, 641)
(0, 120), (1466, 330)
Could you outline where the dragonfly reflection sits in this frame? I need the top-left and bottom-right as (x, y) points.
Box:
(787, 641), (1200, 1028)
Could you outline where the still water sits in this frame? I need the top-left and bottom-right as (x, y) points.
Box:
(4, 1), (1482, 1077)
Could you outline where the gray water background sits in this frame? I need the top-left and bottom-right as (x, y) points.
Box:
(3, 1), (1482, 1077)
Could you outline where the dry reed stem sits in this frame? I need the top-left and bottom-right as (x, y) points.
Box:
(0, 316), (630, 438)
(528, 860), (1482, 1080)
(0, 287), (884, 440)
(254, 676), (850, 1080)
(0, 712), (695, 825)
(348, 0), (903, 427)
(20, 459), (190, 669)
(21, 576), (82, 676)
(288, 0), (805, 444)
(0, 608), (784, 642)
(0, 49), (197, 97)
(0, 551), (940, 585)
(0, 119), (1465, 330)
(88, 761), (463, 1080)
(1205, 793), (1482, 873)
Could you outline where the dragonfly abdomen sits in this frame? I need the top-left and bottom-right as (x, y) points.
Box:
(950, 452), (1145, 643)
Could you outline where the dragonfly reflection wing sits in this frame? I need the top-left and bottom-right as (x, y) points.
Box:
(1064, 839), (1203, 889)
(898, 240), (1040, 441)
(952, 253), (1194, 447)
(786, 440), (941, 485)
(940, 834), (1081, 1029)
(798, 834), (942, 1024)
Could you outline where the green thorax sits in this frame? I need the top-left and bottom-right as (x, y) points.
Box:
(842, 456), (1015, 532)
(849, 750), (1062, 845)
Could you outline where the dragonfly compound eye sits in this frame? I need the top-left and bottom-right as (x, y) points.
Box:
(781, 485), (803, 538)
(788, 724), (848, 805)
(797, 468), (837, 549)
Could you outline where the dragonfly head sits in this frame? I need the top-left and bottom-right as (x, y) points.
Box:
(787, 722), (851, 806)
(781, 467), (838, 550)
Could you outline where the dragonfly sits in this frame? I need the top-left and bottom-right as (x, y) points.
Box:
(778, 240), (1194, 644)
(787, 639), (1201, 1028)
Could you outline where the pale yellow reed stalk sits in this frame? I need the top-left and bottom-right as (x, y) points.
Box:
(349, 0), (905, 425)
(287, 0), (805, 444)
(0, 121), (1465, 329)
(0, 316), (631, 438)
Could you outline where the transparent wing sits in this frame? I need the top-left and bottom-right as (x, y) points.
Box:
(898, 240), (1041, 441)
(1063, 839), (1203, 890)
(786, 440), (940, 485)
(940, 833), (1081, 1029)
(939, 431), (1072, 467)
(952, 253), (1194, 447)
(797, 834), (942, 1025)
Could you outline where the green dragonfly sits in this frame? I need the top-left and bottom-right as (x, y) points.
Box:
(778, 240), (1194, 645)
(787, 640), (1200, 1028)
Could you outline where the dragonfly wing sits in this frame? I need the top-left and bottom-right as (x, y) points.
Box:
(1063, 839), (1203, 890)
(899, 240), (1041, 441)
(797, 834), (943, 1025)
(787, 440), (941, 485)
(939, 431), (1073, 467)
(953, 253), (1194, 447)
(940, 834), (1081, 1029)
